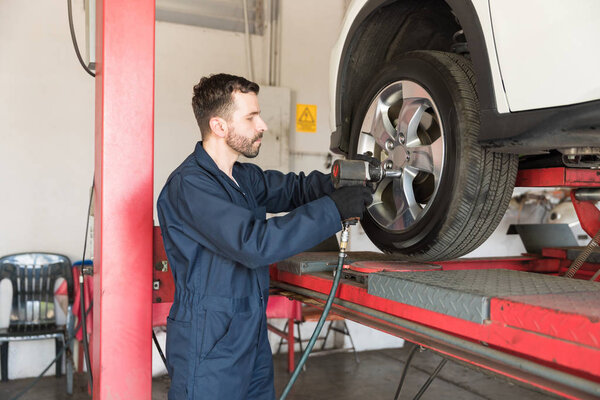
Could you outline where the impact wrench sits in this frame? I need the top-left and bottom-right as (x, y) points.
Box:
(279, 159), (402, 400)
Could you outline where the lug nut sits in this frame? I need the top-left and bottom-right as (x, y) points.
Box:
(384, 160), (394, 170)
(385, 140), (395, 151)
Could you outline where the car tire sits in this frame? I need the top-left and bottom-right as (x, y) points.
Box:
(349, 50), (518, 260)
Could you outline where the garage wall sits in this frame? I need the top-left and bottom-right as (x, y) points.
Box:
(154, 19), (266, 216)
(0, 1), (95, 265)
(0, 0), (94, 380)
(279, 0), (342, 173)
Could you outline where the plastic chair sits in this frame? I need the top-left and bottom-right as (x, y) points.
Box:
(268, 299), (359, 373)
(266, 295), (302, 373)
(0, 252), (75, 394)
(284, 305), (359, 364)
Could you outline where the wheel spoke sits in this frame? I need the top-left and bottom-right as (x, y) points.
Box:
(389, 171), (422, 230)
(407, 136), (443, 175)
(397, 98), (426, 147)
(366, 198), (392, 227)
(407, 145), (433, 174)
(430, 136), (444, 178)
(370, 103), (397, 150)
(401, 80), (432, 102)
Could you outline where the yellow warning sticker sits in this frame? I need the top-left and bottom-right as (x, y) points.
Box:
(296, 104), (317, 133)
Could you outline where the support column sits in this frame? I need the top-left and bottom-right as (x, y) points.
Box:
(94, 0), (155, 398)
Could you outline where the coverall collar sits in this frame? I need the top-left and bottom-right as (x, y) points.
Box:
(193, 141), (243, 192)
(193, 141), (222, 174)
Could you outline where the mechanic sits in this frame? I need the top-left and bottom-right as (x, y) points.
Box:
(157, 73), (372, 400)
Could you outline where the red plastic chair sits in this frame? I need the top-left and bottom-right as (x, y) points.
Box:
(266, 295), (302, 372)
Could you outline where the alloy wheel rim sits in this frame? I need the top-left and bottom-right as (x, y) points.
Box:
(357, 80), (445, 232)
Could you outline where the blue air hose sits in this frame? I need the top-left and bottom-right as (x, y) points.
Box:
(279, 221), (353, 400)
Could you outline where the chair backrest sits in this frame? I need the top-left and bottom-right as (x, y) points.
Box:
(0, 253), (73, 333)
(266, 295), (302, 321)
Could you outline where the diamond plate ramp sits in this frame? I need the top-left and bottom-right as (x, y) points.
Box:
(368, 269), (600, 323)
(491, 291), (600, 348)
(276, 252), (403, 275)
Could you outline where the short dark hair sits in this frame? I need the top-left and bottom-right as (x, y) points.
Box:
(192, 73), (260, 137)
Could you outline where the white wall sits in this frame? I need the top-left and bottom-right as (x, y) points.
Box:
(0, 1), (94, 263)
(0, 0), (94, 379)
(280, 0), (346, 174)
(154, 19), (266, 219)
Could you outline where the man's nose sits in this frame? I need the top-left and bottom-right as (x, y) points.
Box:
(257, 116), (268, 132)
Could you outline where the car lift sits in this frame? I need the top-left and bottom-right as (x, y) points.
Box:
(91, 1), (598, 398)
(152, 166), (600, 400)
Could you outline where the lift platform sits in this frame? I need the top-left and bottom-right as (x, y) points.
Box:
(152, 167), (600, 399)
(268, 167), (600, 400)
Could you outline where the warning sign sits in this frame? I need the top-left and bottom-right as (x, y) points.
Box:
(296, 104), (317, 133)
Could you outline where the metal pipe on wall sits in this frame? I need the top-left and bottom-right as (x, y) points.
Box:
(269, 0), (281, 86)
(242, 0), (254, 81)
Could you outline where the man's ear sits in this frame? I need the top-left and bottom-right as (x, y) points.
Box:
(209, 117), (228, 138)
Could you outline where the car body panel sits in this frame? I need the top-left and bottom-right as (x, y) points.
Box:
(330, 0), (600, 137)
(490, 0), (600, 112)
(329, 0), (506, 135)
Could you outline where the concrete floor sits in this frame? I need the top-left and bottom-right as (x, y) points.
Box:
(0, 346), (561, 399)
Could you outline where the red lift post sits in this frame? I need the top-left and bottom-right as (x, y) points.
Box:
(94, 0), (155, 398)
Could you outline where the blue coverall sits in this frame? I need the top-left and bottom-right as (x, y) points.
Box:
(157, 142), (341, 399)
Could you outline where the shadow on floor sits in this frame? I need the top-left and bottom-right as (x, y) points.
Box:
(0, 347), (562, 400)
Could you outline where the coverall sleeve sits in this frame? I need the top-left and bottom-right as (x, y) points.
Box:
(245, 164), (335, 214)
(172, 172), (341, 269)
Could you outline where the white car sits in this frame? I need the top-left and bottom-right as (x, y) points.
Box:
(329, 0), (600, 260)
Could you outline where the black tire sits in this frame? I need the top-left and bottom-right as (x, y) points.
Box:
(349, 51), (518, 260)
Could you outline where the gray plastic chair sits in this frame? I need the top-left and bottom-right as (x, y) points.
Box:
(0, 252), (75, 394)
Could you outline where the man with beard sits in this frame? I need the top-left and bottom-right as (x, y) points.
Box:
(157, 74), (372, 400)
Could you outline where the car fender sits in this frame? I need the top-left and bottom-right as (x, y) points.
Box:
(329, 0), (509, 149)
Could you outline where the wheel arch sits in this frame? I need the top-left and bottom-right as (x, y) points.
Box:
(331, 0), (496, 155)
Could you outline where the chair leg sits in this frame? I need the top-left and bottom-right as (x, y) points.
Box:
(65, 336), (74, 394)
(287, 318), (295, 374)
(66, 353), (74, 395)
(277, 321), (288, 355)
(295, 322), (306, 372)
(320, 320), (334, 350)
(66, 306), (75, 394)
(65, 337), (74, 394)
(55, 338), (63, 377)
(78, 341), (84, 372)
(342, 321), (360, 363)
(1, 342), (8, 381)
(295, 322), (303, 354)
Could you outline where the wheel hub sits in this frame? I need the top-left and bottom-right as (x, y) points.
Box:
(386, 145), (409, 169)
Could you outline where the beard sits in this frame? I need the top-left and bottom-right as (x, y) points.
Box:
(226, 127), (263, 158)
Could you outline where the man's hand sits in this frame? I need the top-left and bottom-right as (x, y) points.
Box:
(328, 185), (373, 221)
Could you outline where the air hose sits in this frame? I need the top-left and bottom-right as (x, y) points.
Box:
(279, 220), (355, 400)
